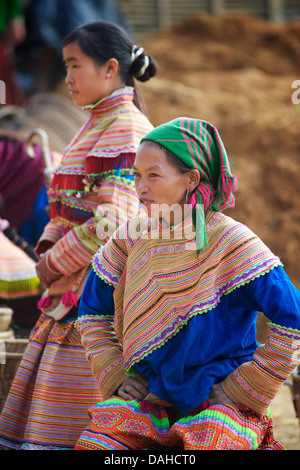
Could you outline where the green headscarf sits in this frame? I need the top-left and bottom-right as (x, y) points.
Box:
(141, 117), (238, 250)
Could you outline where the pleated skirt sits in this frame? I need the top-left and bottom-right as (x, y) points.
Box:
(75, 397), (284, 451)
(0, 312), (102, 450)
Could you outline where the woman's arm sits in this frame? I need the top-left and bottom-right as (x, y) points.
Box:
(76, 268), (126, 400)
(47, 176), (138, 276)
(35, 220), (65, 257)
(34, 221), (65, 287)
(220, 266), (300, 417)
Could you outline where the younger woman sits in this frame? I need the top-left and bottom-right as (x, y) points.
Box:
(0, 21), (156, 450)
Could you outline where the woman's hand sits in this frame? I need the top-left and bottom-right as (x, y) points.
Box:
(208, 383), (235, 407)
(35, 249), (61, 288)
(118, 375), (149, 401)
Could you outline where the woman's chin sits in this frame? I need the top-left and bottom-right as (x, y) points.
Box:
(69, 94), (87, 107)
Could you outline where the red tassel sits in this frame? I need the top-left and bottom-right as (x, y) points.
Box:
(61, 291), (78, 307)
(37, 295), (52, 310)
(86, 153), (135, 175)
(50, 173), (85, 192)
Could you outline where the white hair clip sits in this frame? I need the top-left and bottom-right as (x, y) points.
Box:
(136, 55), (150, 77)
(131, 45), (144, 64)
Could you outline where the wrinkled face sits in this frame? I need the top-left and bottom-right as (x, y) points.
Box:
(63, 41), (114, 107)
(133, 141), (192, 225)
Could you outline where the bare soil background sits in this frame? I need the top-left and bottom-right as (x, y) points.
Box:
(138, 12), (300, 449)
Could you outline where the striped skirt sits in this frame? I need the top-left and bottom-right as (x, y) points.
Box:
(75, 397), (284, 450)
(0, 312), (102, 450)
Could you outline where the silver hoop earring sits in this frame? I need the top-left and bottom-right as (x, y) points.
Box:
(186, 190), (190, 204)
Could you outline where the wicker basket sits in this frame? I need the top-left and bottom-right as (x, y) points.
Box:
(0, 307), (13, 333)
(0, 338), (28, 412)
(0, 329), (14, 341)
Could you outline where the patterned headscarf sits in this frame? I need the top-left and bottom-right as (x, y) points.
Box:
(141, 117), (238, 249)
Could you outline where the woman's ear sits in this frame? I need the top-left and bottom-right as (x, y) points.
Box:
(188, 169), (200, 193)
(105, 58), (119, 79)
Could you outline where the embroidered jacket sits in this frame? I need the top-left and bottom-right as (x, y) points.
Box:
(35, 87), (153, 320)
(77, 211), (300, 415)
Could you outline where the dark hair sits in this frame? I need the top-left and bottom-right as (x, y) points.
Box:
(62, 21), (157, 112)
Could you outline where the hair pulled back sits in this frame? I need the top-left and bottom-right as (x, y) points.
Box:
(63, 21), (157, 111)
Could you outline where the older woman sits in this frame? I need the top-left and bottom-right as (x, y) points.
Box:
(75, 118), (300, 450)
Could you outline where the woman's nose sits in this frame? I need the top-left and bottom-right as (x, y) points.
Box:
(138, 179), (149, 193)
(65, 71), (74, 84)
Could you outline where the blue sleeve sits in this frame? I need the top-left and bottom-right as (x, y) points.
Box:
(78, 268), (115, 319)
(243, 265), (300, 330)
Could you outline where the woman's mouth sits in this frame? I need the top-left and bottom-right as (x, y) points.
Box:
(139, 198), (154, 206)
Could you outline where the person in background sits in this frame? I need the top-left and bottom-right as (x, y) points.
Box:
(0, 20), (156, 450)
(75, 117), (300, 450)
(0, 134), (61, 334)
(0, 0), (26, 105)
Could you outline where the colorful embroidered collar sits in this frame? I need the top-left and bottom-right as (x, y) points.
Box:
(82, 86), (135, 115)
(93, 211), (282, 373)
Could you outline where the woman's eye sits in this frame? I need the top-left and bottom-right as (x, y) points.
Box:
(149, 173), (159, 178)
(65, 64), (79, 70)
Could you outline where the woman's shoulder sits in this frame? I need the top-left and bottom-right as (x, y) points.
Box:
(111, 105), (153, 134)
(206, 210), (272, 255)
(207, 211), (254, 238)
(113, 213), (149, 246)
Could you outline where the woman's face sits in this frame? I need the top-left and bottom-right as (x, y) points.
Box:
(63, 41), (122, 107)
(134, 141), (197, 225)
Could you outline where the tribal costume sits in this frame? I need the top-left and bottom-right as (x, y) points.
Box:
(0, 87), (153, 449)
(75, 118), (300, 450)
(0, 136), (60, 329)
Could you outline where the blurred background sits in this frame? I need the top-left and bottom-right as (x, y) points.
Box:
(0, 0), (300, 448)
